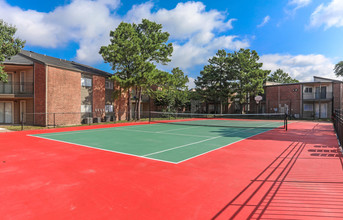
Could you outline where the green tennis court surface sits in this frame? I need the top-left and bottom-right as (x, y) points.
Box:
(31, 119), (286, 163)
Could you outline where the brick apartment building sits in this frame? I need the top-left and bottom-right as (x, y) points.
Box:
(263, 76), (343, 119)
(190, 76), (343, 119)
(0, 50), (128, 126)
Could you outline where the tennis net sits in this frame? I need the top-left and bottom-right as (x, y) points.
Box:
(149, 112), (288, 130)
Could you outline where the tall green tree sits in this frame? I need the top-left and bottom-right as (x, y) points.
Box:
(334, 61), (343, 77)
(267, 69), (299, 83)
(132, 19), (173, 120)
(100, 19), (173, 121)
(195, 50), (234, 114)
(231, 49), (270, 113)
(99, 22), (142, 121)
(0, 20), (25, 82)
(154, 68), (189, 112)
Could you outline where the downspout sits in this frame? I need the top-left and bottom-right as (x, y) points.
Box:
(45, 65), (48, 126)
(301, 84), (303, 119)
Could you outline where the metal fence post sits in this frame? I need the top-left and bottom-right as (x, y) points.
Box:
(54, 113), (56, 128)
(21, 112), (24, 131)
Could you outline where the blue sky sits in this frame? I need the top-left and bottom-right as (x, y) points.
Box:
(1, 0), (343, 87)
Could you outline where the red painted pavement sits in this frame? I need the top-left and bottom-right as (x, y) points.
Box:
(0, 121), (342, 219)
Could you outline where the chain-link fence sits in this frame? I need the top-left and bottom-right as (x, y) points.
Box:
(18, 111), (152, 130)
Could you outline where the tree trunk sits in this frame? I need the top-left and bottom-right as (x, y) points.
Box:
(137, 87), (142, 120)
(220, 100), (223, 114)
(134, 86), (138, 120)
(127, 88), (131, 121)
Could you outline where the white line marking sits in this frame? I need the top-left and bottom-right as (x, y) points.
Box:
(143, 136), (220, 157)
(175, 125), (285, 164)
(144, 121), (282, 159)
(29, 135), (178, 164)
(115, 127), (212, 138)
(33, 122), (212, 137)
(156, 125), (198, 133)
(29, 121), (284, 164)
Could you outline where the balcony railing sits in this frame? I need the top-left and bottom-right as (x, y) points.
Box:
(0, 82), (34, 95)
(303, 92), (333, 100)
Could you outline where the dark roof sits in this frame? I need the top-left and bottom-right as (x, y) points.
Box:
(313, 76), (343, 83)
(265, 76), (343, 87)
(4, 50), (111, 77)
(3, 53), (34, 65)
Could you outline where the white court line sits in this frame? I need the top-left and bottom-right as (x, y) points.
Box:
(143, 136), (220, 157)
(175, 124), (286, 164)
(34, 125), (213, 138)
(156, 125), (199, 133)
(29, 135), (178, 164)
(32, 127), (117, 136)
(144, 121), (281, 158)
(116, 127), (212, 138)
(31, 122), (200, 137)
(29, 121), (284, 164)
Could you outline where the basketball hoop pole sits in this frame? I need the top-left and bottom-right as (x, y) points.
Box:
(254, 95), (262, 114)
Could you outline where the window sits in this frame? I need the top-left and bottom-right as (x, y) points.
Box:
(81, 105), (92, 113)
(81, 77), (92, 87)
(105, 105), (114, 112)
(20, 71), (25, 92)
(304, 104), (313, 111)
(304, 87), (312, 93)
(105, 81), (113, 89)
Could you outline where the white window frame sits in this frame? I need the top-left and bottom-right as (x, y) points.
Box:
(81, 105), (92, 113)
(20, 71), (25, 92)
(81, 77), (92, 87)
(0, 101), (14, 123)
(304, 87), (312, 93)
(105, 104), (114, 112)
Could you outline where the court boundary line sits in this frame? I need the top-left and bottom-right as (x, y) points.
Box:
(28, 135), (178, 164)
(175, 125), (285, 164)
(30, 123), (212, 138)
(145, 121), (281, 161)
(29, 121), (284, 164)
(111, 127), (214, 138)
(143, 136), (220, 157)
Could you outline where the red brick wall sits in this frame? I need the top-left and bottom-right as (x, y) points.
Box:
(34, 62), (46, 126)
(265, 84), (301, 115)
(46, 66), (81, 125)
(92, 75), (105, 118)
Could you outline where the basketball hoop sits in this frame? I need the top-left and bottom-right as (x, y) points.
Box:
(255, 95), (262, 104)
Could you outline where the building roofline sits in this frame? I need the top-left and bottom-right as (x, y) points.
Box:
(16, 50), (112, 77)
(264, 81), (340, 88)
(313, 76), (343, 83)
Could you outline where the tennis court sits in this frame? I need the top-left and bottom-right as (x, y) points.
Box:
(30, 113), (287, 163)
(2, 118), (343, 219)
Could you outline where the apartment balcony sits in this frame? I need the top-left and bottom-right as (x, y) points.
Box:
(303, 92), (333, 101)
(0, 82), (34, 98)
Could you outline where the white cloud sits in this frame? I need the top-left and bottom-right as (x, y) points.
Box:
(0, 0), (121, 64)
(187, 77), (196, 89)
(260, 54), (337, 82)
(126, 1), (249, 71)
(257, 16), (270, 28)
(0, 0), (249, 70)
(126, 2), (235, 40)
(310, 0), (343, 29)
(288, 0), (312, 10)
